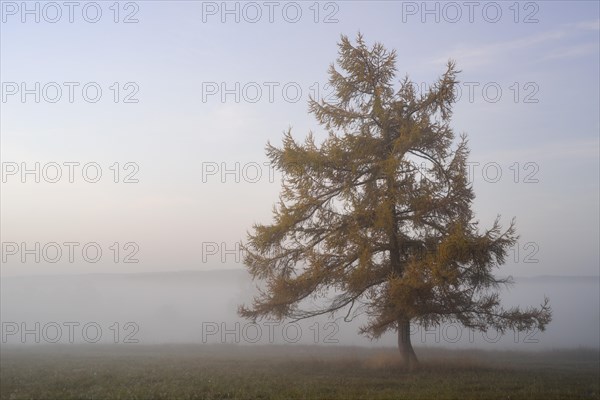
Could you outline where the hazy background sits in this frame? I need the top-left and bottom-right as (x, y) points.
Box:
(1, 271), (599, 348)
(1, 1), (598, 349)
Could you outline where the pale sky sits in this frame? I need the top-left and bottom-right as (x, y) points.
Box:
(1, 1), (599, 277)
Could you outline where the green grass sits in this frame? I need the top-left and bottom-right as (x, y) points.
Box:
(1, 345), (598, 399)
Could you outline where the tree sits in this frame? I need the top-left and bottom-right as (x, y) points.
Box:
(239, 34), (551, 369)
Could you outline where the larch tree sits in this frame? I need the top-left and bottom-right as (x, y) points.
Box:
(239, 34), (551, 369)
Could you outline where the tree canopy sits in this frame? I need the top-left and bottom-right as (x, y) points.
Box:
(239, 34), (551, 368)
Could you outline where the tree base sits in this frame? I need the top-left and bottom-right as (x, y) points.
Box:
(398, 318), (418, 371)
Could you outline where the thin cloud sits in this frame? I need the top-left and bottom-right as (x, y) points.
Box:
(477, 138), (600, 163)
(432, 19), (599, 69)
(543, 42), (599, 60)
(431, 30), (567, 69)
(571, 19), (600, 31)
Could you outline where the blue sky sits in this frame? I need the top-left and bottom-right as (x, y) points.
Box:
(1, 1), (598, 277)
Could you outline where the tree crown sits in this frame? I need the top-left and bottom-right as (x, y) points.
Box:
(239, 34), (551, 339)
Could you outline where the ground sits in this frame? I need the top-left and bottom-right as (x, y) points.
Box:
(1, 345), (598, 399)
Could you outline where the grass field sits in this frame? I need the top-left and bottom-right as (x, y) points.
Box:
(1, 344), (598, 399)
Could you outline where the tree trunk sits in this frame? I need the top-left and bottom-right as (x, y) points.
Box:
(398, 318), (418, 370)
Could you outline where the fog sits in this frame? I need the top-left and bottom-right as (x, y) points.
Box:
(2, 269), (598, 350)
(0, 0), (598, 374)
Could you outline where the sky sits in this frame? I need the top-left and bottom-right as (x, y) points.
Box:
(1, 0), (599, 279)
